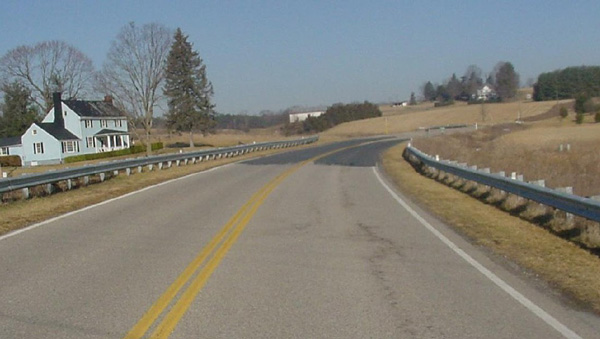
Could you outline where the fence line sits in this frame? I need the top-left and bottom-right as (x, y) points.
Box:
(404, 145), (600, 222)
(0, 136), (318, 198)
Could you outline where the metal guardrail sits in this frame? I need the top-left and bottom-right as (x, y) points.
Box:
(405, 145), (600, 222)
(0, 136), (318, 195)
(418, 124), (470, 132)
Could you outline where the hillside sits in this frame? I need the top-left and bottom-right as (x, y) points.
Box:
(322, 100), (561, 138)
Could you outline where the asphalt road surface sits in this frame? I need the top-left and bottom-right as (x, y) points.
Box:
(1, 137), (599, 338)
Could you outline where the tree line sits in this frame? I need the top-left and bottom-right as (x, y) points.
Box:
(0, 23), (213, 152)
(420, 62), (520, 103)
(283, 101), (382, 135)
(533, 66), (600, 101)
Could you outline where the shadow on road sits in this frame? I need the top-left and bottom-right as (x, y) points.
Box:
(243, 137), (403, 167)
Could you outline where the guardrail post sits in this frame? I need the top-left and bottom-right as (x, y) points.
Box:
(83, 176), (90, 186)
(530, 179), (545, 187)
(21, 187), (29, 199)
(67, 179), (73, 190)
(184, 159), (188, 165)
(158, 163), (163, 170)
(495, 171), (505, 177)
(126, 168), (131, 176)
(176, 160), (180, 167)
(148, 164), (154, 171)
(113, 170), (119, 176)
(137, 166), (143, 174)
(556, 187), (574, 222)
(167, 161), (172, 168)
(45, 184), (54, 195)
(469, 165), (477, 170)
(99, 173), (105, 182)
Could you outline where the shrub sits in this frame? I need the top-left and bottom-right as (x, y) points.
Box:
(559, 106), (568, 119)
(64, 142), (164, 163)
(595, 112), (600, 123)
(575, 113), (584, 124)
(574, 93), (589, 113)
(0, 155), (22, 167)
(435, 100), (455, 107)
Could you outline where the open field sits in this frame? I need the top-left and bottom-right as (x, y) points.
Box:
(412, 115), (600, 197)
(382, 143), (600, 314)
(323, 99), (561, 138)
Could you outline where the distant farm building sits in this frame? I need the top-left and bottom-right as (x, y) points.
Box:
(289, 111), (325, 123)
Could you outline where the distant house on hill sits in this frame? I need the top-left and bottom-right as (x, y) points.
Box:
(289, 111), (325, 123)
(0, 92), (130, 166)
(475, 85), (496, 101)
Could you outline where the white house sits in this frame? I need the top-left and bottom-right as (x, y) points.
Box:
(289, 111), (325, 123)
(0, 92), (130, 166)
(476, 85), (496, 101)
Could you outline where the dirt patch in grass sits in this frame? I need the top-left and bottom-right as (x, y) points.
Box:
(382, 143), (600, 314)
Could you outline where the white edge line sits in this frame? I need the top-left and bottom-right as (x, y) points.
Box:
(372, 167), (581, 339)
(0, 162), (238, 243)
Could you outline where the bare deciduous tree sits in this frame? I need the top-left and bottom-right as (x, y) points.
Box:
(0, 40), (94, 112)
(95, 22), (172, 155)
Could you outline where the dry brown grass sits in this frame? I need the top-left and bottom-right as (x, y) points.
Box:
(382, 143), (600, 314)
(0, 145), (307, 236)
(413, 120), (600, 197)
(2, 130), (291, 177)
(322, 100), (560, 138)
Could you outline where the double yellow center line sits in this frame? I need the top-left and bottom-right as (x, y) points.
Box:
(124, 143), (366, 338)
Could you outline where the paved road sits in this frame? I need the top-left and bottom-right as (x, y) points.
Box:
(1, 138), (599, 338)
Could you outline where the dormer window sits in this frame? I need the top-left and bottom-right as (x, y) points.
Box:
(101, 120), (108, 128)
(85, 120), (93, 128)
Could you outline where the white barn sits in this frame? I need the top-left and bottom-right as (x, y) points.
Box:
(289, 111), (325, 123)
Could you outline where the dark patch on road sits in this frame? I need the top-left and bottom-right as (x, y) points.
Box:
(242, 136), (394, 166)
(314, 139), (405, 167)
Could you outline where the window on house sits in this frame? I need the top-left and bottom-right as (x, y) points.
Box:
(101, 120), (108, 128)
(85, 120), (93, 128)
(33, 142), (44, 154)
(0, 147), (9, 155)
(62, 140), (78, 153)
(32, 129), (37, 135)
(86, 137), (96, 148)
(115, 119), (123, 128)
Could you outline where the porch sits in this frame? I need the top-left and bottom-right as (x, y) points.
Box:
(94, 129), (130, 153)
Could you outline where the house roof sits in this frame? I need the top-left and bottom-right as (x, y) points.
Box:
(95, 129), (129, 136)
(0, 136), (21, 147)
(63, 100), (126, 118)
(36, 123), (80, 141)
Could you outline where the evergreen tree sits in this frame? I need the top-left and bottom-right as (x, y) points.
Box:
(423, 81), (436, 101)
(0, 81), (39, 138)
(446, 73), (462, 99)
(494, 61), (519, 100)
(163, 28), (214, 147)
(409, 92), (417, 105)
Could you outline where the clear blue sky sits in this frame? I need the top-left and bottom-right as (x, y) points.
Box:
(1, 0), (599, 114)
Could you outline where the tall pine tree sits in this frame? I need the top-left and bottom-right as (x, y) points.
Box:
(0, 81), (39, 138)
(164, 28), (214, 147)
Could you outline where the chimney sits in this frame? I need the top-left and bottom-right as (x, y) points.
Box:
(104, 95), (113, 105)
(53, 92), (64, 127)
